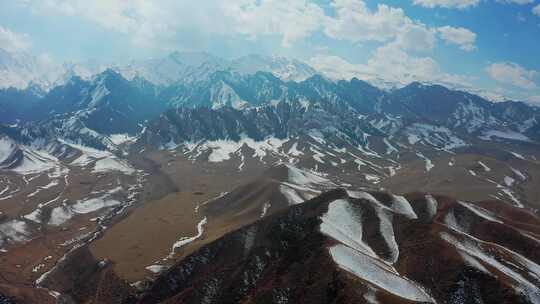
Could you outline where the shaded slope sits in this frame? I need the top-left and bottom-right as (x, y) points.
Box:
(139, 188), (540, 304)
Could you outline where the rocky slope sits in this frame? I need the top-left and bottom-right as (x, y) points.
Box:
(138, 188), (540, 304)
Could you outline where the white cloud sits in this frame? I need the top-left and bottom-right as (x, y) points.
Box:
(12, 0), (484, 94)
(0, 26), (31, 52)
(529, 95), (540, 103)
(309, 0), (477, 89)
(308, 52), (519, 102)
(437, 26), (477, 51)
(19, 0), (171, 49)
(19, 0), (326, 49)
(309, 45), (472, 89)
(323, 0), (439, 54)
(324, 0), (411, 43)
(486, 62), (538, 90)
(412, 0), (480, 9)
(17, 0), (477, 56)
(497, 0), (534, 4)
(307, 55), (365, 81)
(363, 43), (445, 85)
(393, 23), (437, 51)
(533, 4), (540, 16)
(222, 0), (326, 47)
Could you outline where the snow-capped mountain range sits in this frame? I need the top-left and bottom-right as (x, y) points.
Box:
(0, 49), (317, 91)
(0, 47), (514, 103)
(2, 64), (539, 149)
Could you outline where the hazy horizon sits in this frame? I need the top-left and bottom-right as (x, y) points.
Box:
(1, 1), (540, 103)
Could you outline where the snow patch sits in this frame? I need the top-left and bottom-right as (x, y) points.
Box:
(364, 174), (381, 184)
(146, 264), (168, 274)
(504, 176), (515, 187)
(0, 220), (30, 248)
(280, 184), (307, 205)
(201, 135), (288, 162)
(391, 195), (418, 220)
(441, 232), (540, 303)
(480, 130), (531, 142)
(169, 217), (207, 256)
(509, 151), (526, 160)
(109, 134), (136, 145)
(406, 123), (466, 150)
(287, 142), (303, 157)
(93, 158), (135, 175)
(0, 137), (16, 164)
(260, 201), (271, 218)
(49, 196), (122, 226)
(458, 201), (503, 224)
(478, 161), (491, 172)
(416, 152), (434, 172)
(320, 199), (376, 257)
(425, 195), (438, 220)
(510, 167), (527, 180)
(286, 164), (330, 186)
(11, 149), (59, 175)
(329, 245), (435, 303)
(383, 138), (398, 154)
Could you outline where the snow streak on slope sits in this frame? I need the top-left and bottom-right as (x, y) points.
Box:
(60, 140), (135, 174)
(49, 196), (122, 226)
(480, 130), (531, 142)
(93, 158), (135, 175)
(0, 136), (17, 164)
(457, 201), (503, 224)
(320, 199), (376, 257)
(425, 194), (438, 220)
(416, 152), (434, 172)
(1, 144), (61, 175)
(329, 245), (435, 302)
(279, 165), (334, 206)
(320, 197), (435, 303)
(109, 134), (137, 145)
(169, 217), (208, 257)
(146, 264), (168, 274)
(390, 195), (418, 219)
(279, 184), (308, 205)
(440, 232), (540, 304)
(286, 164), (330, 186)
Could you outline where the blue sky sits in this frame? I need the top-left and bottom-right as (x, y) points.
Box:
(0, 0), (539, 103)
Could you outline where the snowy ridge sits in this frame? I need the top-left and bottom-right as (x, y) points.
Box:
(285, 164), (331, 186)
(0, 136), (17, 165)
(48, 195), (122, 226)
(406, 123), (466, 150)
(60, 140), (135, 174)
(0, 140), (63, 175)
(320, 199), (377, 257)
(424, 194), (438, 220)
(319, 191), (540, 303)
(480, 130), (531, 142)
(182, 135), (289, 163)
(320, 197), (434, 303)
(279, 164), (335, 206)
(329, 245), (435, 303)
(440, 231), (540, 304)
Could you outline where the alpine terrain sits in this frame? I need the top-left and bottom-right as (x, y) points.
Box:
(1, 50), (540, 303)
